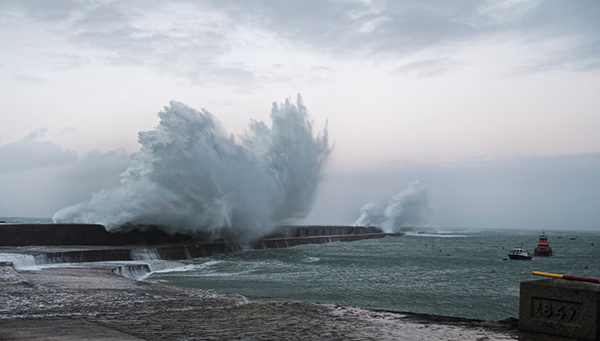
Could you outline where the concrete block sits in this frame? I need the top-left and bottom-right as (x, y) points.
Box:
(519, 278), (600, 340)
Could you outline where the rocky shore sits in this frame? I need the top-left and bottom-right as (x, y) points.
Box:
(0, 261), (577, 341)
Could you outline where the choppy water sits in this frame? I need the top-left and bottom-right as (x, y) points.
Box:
(2, 219), (598, 321)
(145, 229), (600, 321)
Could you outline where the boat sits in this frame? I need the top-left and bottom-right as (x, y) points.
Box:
(508, 243), (532, 260)
(534, 231), (553, 256)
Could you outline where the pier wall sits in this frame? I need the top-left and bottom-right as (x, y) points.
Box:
(0, 224), (196, 246)
(0, 224), (385, 247)
(0, 223), (394, 264)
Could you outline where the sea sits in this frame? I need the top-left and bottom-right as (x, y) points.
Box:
(144, 228), (600, 321)
(2, 217), (599, 322)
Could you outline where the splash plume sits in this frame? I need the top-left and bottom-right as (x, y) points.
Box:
(53, 95), (330, 241)
(354, 181), (431, 232)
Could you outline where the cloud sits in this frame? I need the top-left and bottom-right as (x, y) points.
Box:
(12, 74), (46, 85)
(4, 0), (599, 86)
(47, 149), (131, 213)
(200, 1), (481, 57)
(0, 0), (76, 21)
(56, 148), (130, 185)
(393, 57), (465, 77)
(1, 1), (243, 83)
(61, 125), (76, 133)
(0, 129), (77, 172)
(202, 0), (600, 73)
(501, 1), (600, 73)
(0, 131), (130, 216)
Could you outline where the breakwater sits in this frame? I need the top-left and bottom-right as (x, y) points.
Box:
(0, 223), (395, 265)
(0, 223), (194, 246)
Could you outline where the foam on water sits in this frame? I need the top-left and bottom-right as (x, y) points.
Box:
(53, 95), (330, 241)
(0, 253), (41, 270)
(119, 261), (193, 281)
(405, 233), (468, 238)
(0, 249), (190, 281)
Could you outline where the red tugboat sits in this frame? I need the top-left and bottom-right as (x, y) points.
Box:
(534, 231), (553, 256)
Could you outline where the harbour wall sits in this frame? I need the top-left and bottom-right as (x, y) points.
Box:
(0, 223), (385, 246)
(0, 223), (194, 246)
(0, 223), (396, 264)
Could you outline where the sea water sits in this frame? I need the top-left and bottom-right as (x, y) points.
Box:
(144, 228), (600, 321)
(2, 219), (598, 321)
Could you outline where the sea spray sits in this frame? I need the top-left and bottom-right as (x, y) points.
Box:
(53, 95), (330, 241)
(354, 181), (431, 232)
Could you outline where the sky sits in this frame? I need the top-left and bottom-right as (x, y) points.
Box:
(1, 0), (599, 230)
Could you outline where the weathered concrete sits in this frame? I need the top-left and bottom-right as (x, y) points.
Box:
(0, 224), (391, 266)
(0, 263), (547, 341)
(1, 238), (391, 271)
(0, 224), (386, 247)
(0, 224), (195, 246)
(519, 278), (600, 340)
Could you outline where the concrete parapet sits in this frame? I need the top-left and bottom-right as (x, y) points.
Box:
(20, 233), (391, 265)
(0, 224), (194, 246)
(282, 225), (382, 238)
(0, 224), (393, 266)
(519, 278), (600, 340)
(253, 232), (387, 249)
(0, 224), (385, 247)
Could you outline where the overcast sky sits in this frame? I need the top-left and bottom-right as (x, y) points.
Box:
(1, 0), (599, 230)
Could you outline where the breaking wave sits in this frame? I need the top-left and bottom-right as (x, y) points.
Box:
(53, 95), (330, 241)
(354, 181), (432, 233)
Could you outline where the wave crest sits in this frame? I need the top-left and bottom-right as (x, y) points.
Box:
(53, 95), (330, 241)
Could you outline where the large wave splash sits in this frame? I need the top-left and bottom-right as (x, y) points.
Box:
(354, 181), (432, 233)
(53, 95), (331, 241)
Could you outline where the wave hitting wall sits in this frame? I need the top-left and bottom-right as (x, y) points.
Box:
(53, 95), (331, 241)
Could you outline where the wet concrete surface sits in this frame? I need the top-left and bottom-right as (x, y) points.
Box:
(0, 262), (586, 341)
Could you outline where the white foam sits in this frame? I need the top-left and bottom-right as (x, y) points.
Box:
(354, 181), (432, 233)
(53, 95), (330, 241)
(404, 233), (468, 238)
(0, 253), (41, 270)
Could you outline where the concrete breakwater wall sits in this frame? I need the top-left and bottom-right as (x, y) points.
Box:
(0, 223), (385, 247)
(0, 224), (395, 266)
(0, 223), (195, 246)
